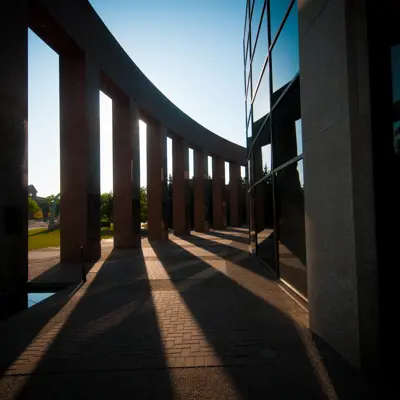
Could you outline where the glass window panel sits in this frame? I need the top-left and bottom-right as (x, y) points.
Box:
(271, 4), (299, 95)
(245, 38), (251, 94)
(251, 0), (265, 53)
(251, 9), (268, 91)
(391, 44), (400, 155)
(275, 159), (307, 297)
(256, 176), (276, 271)
(271, 77), (301, 167)
(295, 118), (303, 156)
(270, 0), (291, 41)
(261, 144), (271, 174)
(247, 111), (253, 138)
(252, 64), (270, 122)
(246, 87), (251, 124)
(248, 159), (253, 186)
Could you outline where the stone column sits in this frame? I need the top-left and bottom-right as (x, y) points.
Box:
(173, 136), (190, 235)
(193, 148), (207, 232)
(113, 99), (140, 248)
(212, 156), (225, 229)
(229, 161), (240, 227)
(160, 126), (169, 240)
(0, 1), (28, 309)
(299, 0), (379, 371)
(59, 51), (100, 263)
(147, 122), (165, 241)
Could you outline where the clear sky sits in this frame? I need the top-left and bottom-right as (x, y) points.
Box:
(28, 0), (246, 197)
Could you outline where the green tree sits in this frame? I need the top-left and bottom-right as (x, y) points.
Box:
(28, 196), (40, 215)
(140, 186), (147, 222)
(100, 192), (113, 223)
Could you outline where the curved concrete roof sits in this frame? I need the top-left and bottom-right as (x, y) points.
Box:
(30, 0), (246, 165)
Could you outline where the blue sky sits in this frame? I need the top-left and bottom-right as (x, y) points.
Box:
(28, 0), (246, 196)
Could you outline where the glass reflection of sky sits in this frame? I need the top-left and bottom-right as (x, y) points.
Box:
(28, 292), (54, 308)
(252, 10), (268, 91)
(251, 0), (265, 52)
(295, 119), (303, 156)
(270, 0), (291, 41)
(272, 4), (299, 94)
(253, 65), (270, 121)
(297, 159), (304, 188)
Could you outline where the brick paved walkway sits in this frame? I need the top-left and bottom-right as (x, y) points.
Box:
(0, 229), (372, 399)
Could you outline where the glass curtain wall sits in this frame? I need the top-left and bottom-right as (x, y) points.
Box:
(243, 0), (307, 298)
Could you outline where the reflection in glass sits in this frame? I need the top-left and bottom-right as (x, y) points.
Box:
(247, 112), (253, 138)
(275, 159), (307, 297)
(248, 159), (253, 186)
(246, 86), (251, 125)
(295, 119), (303, 156)
(245, 38), (251, 95)
(251, 0), (265, 53)
(270, 0), (291, 41)
(271, 77), (301, 167)
(256, 176), (276, 271)
(261, 144), (271, 173)
(391, 44), (400, 155)
(253, 64), (270, 122)
(251, 9), (268, 91)
(271, 3), (299, 95)
(249, 187), (257, 252)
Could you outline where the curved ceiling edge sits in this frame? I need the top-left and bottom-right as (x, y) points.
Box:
(31, 0), (246, 165)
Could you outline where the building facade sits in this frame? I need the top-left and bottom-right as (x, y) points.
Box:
(243, 0), (399, 374)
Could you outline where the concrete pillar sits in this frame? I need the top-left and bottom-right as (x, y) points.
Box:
(0, 2), (28, 308)
(147, 123), (167, 241)
(299, 0), (379, 371)
(59, 51), (100, 263)
(112, 99), (140, 248)
(229, 161), (240, 227)
(212, 156), (225, 229)
(160, 126), (168, 240)
(193, 148), (207, 232)
(173, 136), (190, 235)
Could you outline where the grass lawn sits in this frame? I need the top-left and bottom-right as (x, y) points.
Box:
(28, 225), (114, 250)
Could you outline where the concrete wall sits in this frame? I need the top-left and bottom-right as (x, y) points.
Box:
(299, 0), (379, 370)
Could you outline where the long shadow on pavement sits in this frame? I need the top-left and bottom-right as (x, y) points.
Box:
(151, 236), (374, 399)
(11, 245), (174, 399)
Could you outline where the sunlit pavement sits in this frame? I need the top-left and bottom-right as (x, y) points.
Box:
(1, 229), (372, 399)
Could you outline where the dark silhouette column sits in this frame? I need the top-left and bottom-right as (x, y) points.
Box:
(113, 99), (140, 248)
(229, 161), (240, 227)
(0, 2), (28, 311)
(173, 136), (190, 235)
(194, 148), (207, 232)
(212, 156), (225, 229)
(147, 122), (166, 241)
(160, 126), (169, 240)
(60, 51), (100, 263)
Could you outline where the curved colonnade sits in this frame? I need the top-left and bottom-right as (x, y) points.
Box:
(0, 0), (247, 301)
